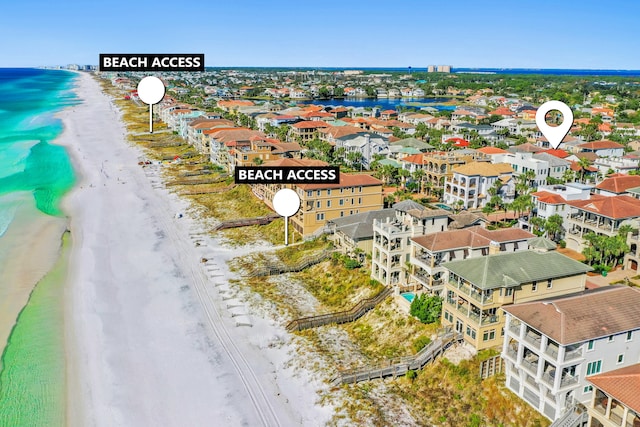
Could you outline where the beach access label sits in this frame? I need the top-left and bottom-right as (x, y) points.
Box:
(235, 166), (340, 184)
(99, 54), (204, 71)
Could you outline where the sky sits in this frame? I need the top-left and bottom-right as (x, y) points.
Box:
(1, 0), (639, 69)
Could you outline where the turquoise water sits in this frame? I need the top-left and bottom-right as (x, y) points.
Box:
(434, 203), (452, 211)
(0, 69), (78, 426)
(0, 69), (78, 218)
(401, 292), (415, 303)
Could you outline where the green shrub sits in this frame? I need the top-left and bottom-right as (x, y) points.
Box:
(559, 239), (566, 248)
(406, 370), (417, 380)
(412, 335), (432, 353)
(410, 294), (443, 324)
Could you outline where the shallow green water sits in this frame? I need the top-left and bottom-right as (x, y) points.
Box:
(0, 232), (69, 427)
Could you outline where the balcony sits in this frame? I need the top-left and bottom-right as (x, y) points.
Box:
(508, 322), (521, 336)
(564, 347), (583, 362)
(521, 358), (539, 375)
(505, 348), (517, 361)
(455, 281), (493, 305)
(524, 331), (543, 349)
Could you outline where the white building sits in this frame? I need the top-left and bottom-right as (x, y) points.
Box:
(531, 183), (592, 221)
(371, 200), (449, 288)
(444, 162), (515, 209)
(502, 286), (640, 422)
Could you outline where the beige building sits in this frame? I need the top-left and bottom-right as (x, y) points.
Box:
(253, 159), (383, 237)
(441, 250), (591, 351)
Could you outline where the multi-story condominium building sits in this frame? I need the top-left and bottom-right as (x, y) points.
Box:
(289, 120), (330, 142)
(207, 128), (265, 166)
(502, 286), (640, 422)
(186, 118), (234, 153)
(441, 250), (591, 351)
(370, 200), (449, 288)
(253, 158), (383, 237)
(291, 173), (383, 237)
(400, 151), (491, 196)
(530, 183), (593, 223)
(509, 152), (552, 188)
(586, 363), (640, 427)
(565, 195), (640, 251)
(334, 133), (389, 169)
(228, 137), (301, 171)
(443, 162), (515, 209)
(409, 226), (534, 295)
(624, 230), (640, 271)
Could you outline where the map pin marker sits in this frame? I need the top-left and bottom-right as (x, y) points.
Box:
(272, 188), (300, 246)
(535, 100), (573, 149)
(137, 76), (166, 133)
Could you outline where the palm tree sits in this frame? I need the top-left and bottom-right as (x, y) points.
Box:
(577, 157), (593, 183)
(544, 214), (564, 242)
(412, 169), (425, 194)
(562, 169), (575, 184)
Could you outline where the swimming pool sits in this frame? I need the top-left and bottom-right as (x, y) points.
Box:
(401, 292), (415, 303)
(434, 203), (452, 211)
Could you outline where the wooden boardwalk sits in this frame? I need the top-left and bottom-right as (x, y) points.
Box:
(213, 213), (280, 231)
(248, 250), (334, 277)
(330, 328), (463, 386)
(285, 287), (393, 332)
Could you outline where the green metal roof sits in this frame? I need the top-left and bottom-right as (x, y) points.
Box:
(442, 250), (592, 290)
(377, 158), (401, 168)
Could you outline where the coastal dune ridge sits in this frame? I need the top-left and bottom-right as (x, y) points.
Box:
(58, 72), (331, 426)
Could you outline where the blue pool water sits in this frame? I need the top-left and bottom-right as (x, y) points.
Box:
(401, 292), (415, 303)
(434, 203), (452, 211)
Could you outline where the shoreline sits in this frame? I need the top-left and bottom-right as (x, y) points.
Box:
(58, 72), (332, 426)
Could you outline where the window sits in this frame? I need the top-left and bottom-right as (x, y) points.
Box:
(317, 190), (321, 196)
(351, 198), (355, 205)
(501, 327), (505, 336)
(586, 360), (602, 376)
(505, 288), (514, 297)
(307, 190), (312, 197)
(340, 211), (344, 217)
(608, 335), (614, 342)
(483, 329), (496, 341)
(339, 199), (344, 206)
(583, 385), (593, 394)
(327, 200), (331, 208)
(351, 187), (355, 193)
(340, 188), (344, 194)
(587, 340), (594, 351)
(617, 354), (624, 364)
(327, 189), (331, 196)
(316, 201), (321, 208)
(358, 197), (362, 204)
(466, 326), (476, 339)
(316, 213), (325, 221)
(627, 331), (633, 341)
(547, 279), (552, 289)
(359, 186), (363, 193)
(532, 282), (537, 292)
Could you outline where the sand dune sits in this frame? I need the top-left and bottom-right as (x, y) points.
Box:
(58, 72), (331, 426)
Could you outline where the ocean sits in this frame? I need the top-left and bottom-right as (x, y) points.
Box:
(0, 68), (78, 426)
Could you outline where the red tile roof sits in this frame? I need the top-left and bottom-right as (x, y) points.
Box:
(503, 286), (640, 345)
(411, 226), (533, 252)
(577, 140), (624, 150)
(541, 149), (570, 159)
(596, 174), (640, 194)
(531, 191), (567, 204)
(566, 194), (640, 219)
(588, 363), (640, 413)
(292, 120), (330, 129)
(477, 147), (507, 154)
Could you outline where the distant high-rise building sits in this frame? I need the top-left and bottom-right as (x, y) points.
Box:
(428, 65), (451, 73)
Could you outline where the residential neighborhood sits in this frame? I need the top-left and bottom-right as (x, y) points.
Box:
(102, 67), (640, 426)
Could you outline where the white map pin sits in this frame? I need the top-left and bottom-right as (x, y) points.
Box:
(272, 188), (300, 246)
(536, 100), (573, 149)
(137, 76), (166, 133)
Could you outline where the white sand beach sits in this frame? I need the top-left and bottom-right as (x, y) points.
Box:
(60, 72), (333, 426)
